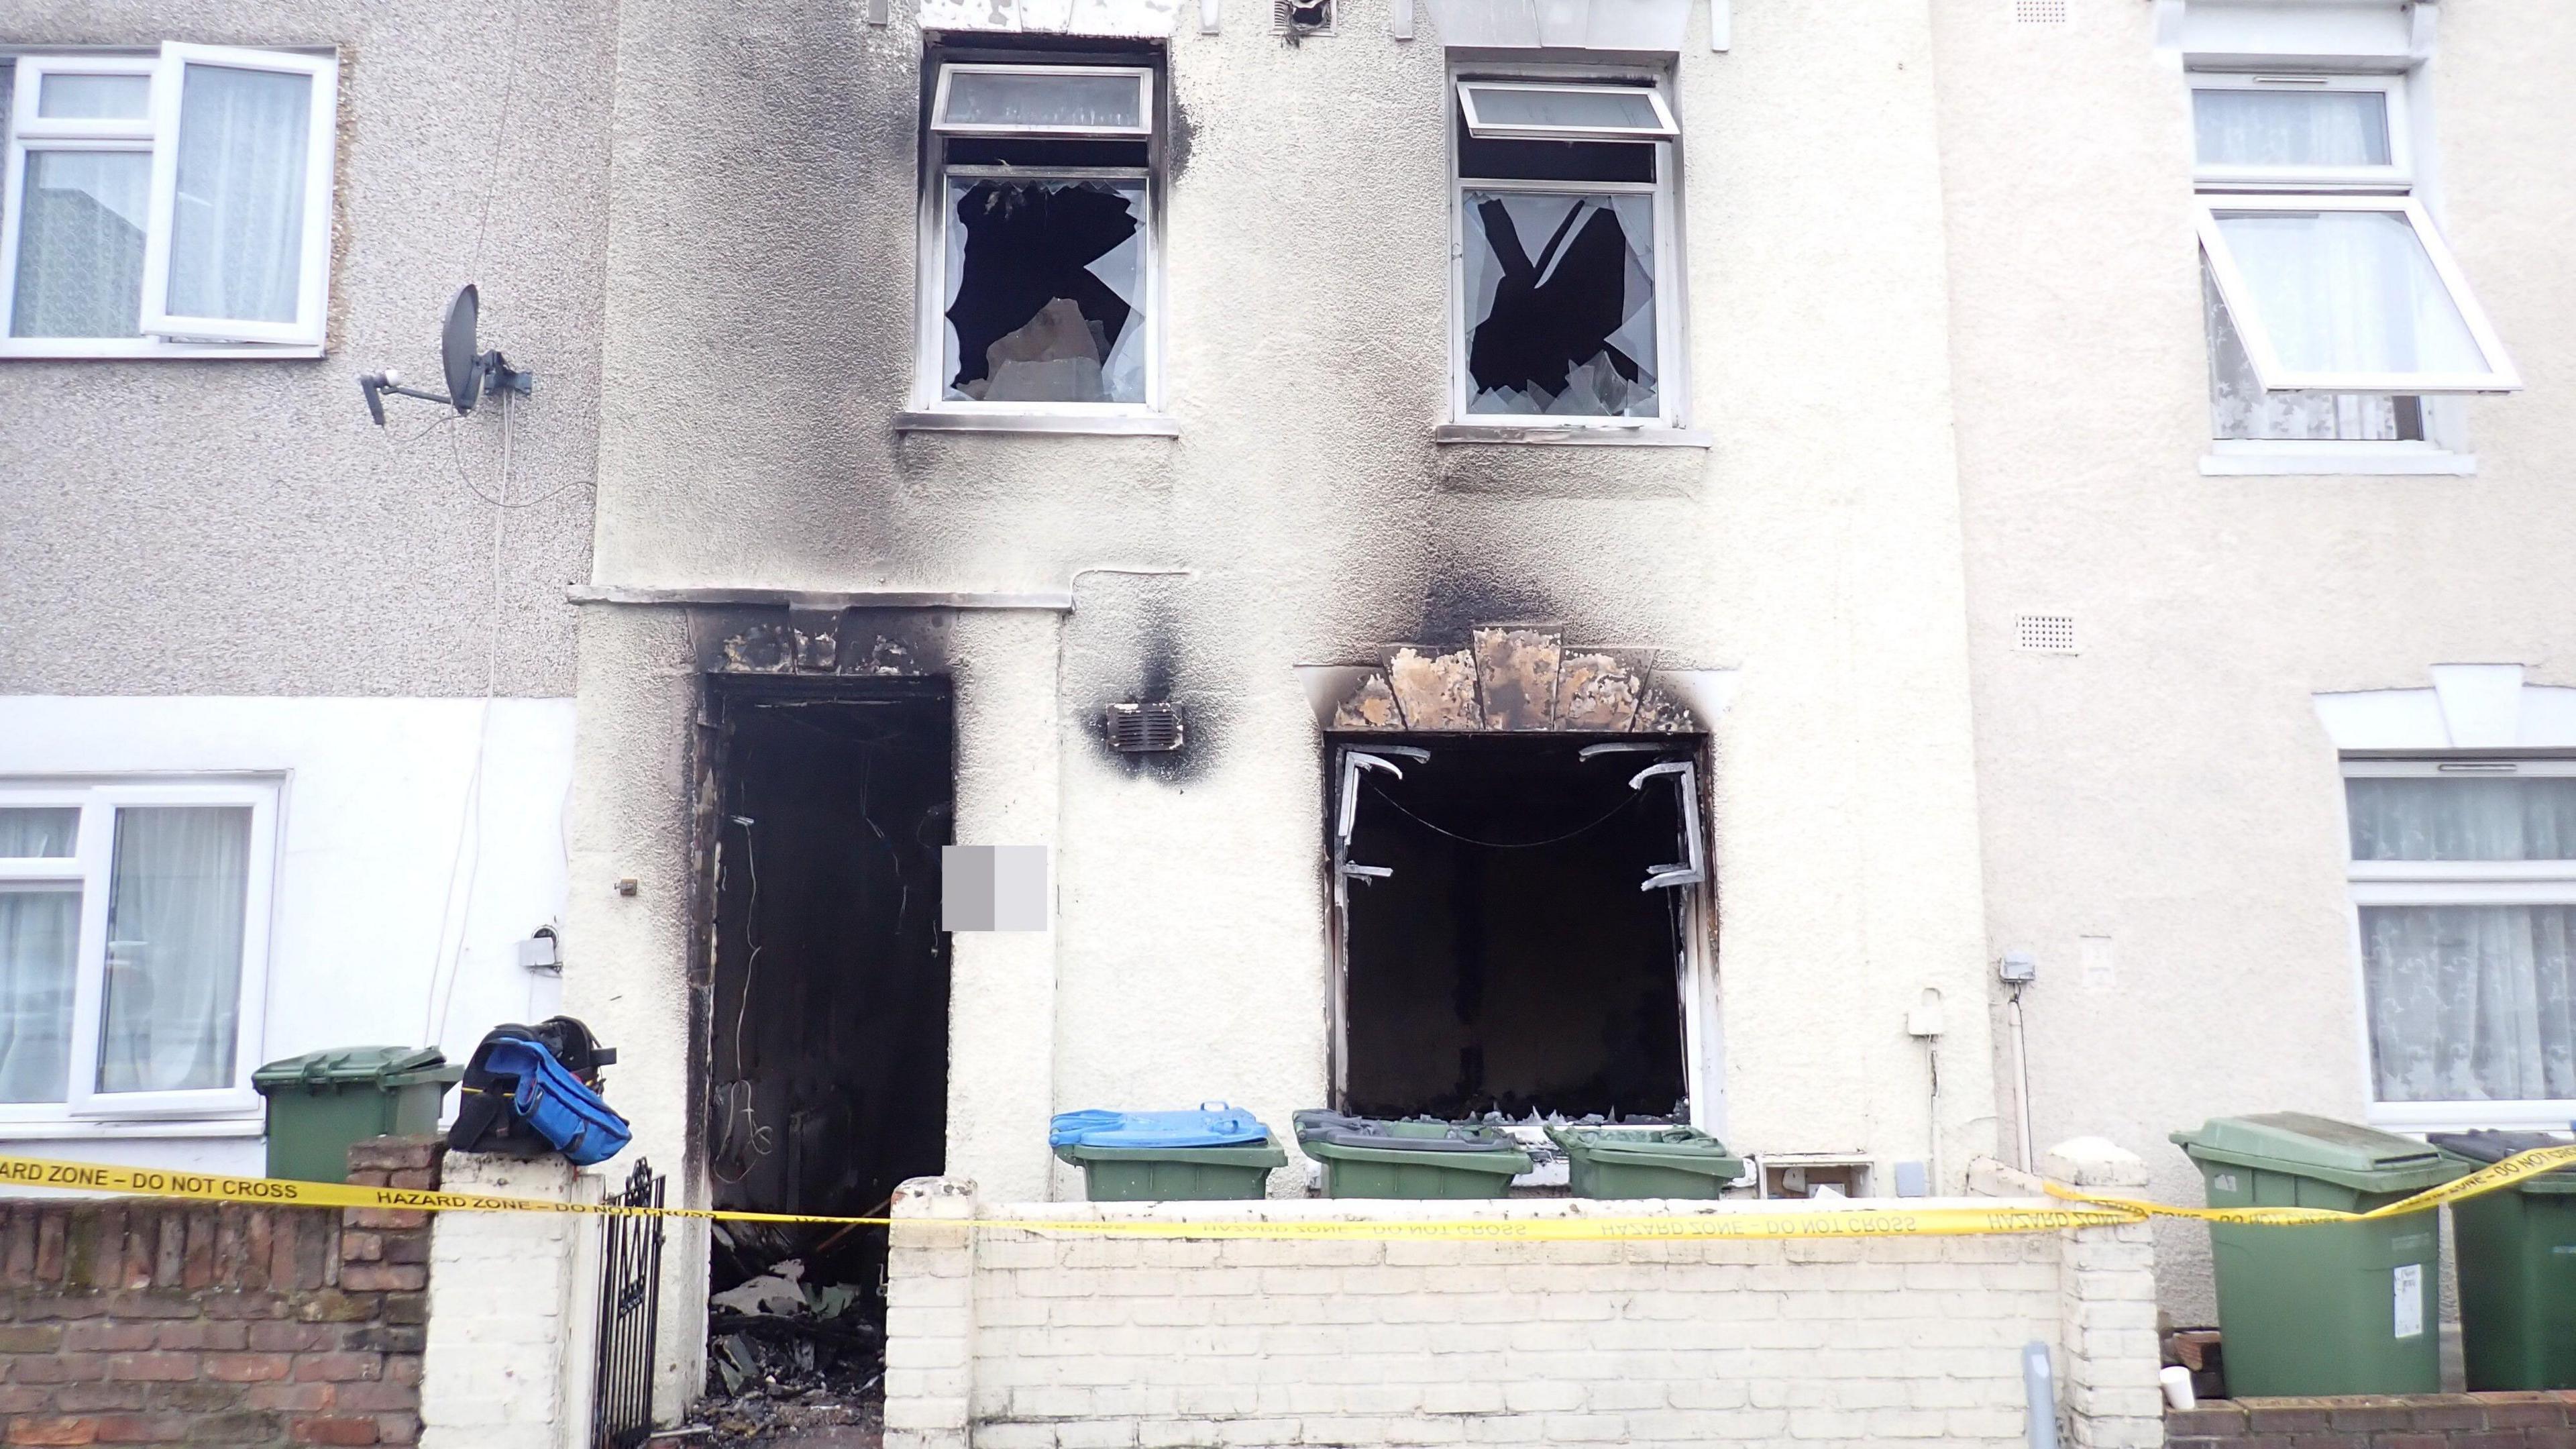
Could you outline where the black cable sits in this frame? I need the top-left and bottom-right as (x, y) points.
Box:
(1362, 780), (1642, 849)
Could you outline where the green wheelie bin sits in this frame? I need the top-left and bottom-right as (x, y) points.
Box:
(2431, 1130), (2576, 1391)
(1292, 1112), (1532, 1198)
(252, 1047), (462, 1185)
(1545, 1122), (1745, 1199)
(2171, 1112), (2465, 1397)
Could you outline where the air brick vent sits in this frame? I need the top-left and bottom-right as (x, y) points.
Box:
(2016, 614), (2078, 655)
(1106, 701), (1186, 753)
(2015, 0), (2067, 22)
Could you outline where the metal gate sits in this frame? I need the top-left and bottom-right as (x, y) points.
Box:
(592, 1161), (664, 1449)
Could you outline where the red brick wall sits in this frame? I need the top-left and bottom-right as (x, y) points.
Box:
(2170, 1392), (2576, 1449)
(0, 1136), (443, 1448)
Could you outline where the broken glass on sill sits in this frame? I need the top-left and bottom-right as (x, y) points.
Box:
(943, 177), (1145, 405)
(1463, 190), (1656, 419)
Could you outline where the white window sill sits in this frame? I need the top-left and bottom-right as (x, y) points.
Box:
(2201, 442), (2476, 477)
(1434, 423), (1712, 448)
(895, 411), (1179, 437)
(0, 341), (325, 362)
(0, 1116), (264, 1141)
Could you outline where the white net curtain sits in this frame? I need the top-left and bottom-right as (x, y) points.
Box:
(2351, 777), (2576, 1105)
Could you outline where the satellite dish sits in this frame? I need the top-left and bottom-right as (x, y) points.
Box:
(443, 285), (485, 414)
(358, 283), (534, 426)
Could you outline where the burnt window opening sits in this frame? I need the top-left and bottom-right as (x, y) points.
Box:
(1275, 0), (1333, 34)
(926, 61), (1158, 409)
(1453, 77), (1674, 423)
(702, 681), (953, 1391)
(1331, 736), (1703, 1122)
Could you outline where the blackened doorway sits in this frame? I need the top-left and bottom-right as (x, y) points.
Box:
(1329, 734), (1707, 1122)
(702, 678), (952, 1399)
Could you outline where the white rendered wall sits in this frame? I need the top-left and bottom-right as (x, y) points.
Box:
(1931, 0), (2576, 1319)
(0, 696), (576, 1174)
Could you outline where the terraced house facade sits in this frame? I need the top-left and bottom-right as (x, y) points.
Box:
(1, 0), (2569, 1440)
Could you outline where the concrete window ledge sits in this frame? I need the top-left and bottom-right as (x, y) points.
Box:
(1434, 423), (1713, 448)
(2200, 445), (2477, 477)
(2167, 1391), (2576, 1447)
(894, 411), (1181, 437)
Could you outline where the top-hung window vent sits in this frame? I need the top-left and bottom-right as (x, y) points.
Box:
(2016, 614), (2078, 654)
(1106, 701), (1187, 753)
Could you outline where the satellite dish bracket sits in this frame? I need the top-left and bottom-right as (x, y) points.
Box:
(356, 282), (537, 426)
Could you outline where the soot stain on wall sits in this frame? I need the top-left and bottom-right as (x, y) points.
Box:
(1085, 598), (1221, 784)
(1415, 570), (1565, 644)
(1165, 87), (1193, 182)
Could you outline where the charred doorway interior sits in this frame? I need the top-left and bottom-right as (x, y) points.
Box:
(702, 679), (952, 1409)
(1330, 735), (1708, 1122)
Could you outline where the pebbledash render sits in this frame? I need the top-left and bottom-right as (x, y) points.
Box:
(3, 0), (2573, 1440)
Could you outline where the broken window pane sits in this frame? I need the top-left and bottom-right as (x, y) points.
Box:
(942, 177), (1145, 405)
(1462, 191), (1656, 418)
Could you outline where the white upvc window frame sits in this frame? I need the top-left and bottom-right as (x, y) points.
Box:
(2195, 193), (2522, 396)
(2341, 758), (2576, 1133)
(0, 778), (278, 1127)
(2190, 72), (2412, 191)
(2189, 70), (2515, 474)
(910, 60), (1163, 422)
(1447, 68), (1685, 433)
(927, 62), (1152, 139)
(1456, 81), (1678, 143)
(0, 45), (336, 360)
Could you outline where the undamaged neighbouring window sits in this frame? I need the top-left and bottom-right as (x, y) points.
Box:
(2345, 771), (2576, 1109)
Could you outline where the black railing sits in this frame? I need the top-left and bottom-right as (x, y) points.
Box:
(592, 1161), (665, 1449)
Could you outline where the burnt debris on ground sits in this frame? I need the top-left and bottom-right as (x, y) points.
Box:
(689, 1222), (887, 1447)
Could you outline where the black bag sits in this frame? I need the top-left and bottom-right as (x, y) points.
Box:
(447, 1016), (619, 1158)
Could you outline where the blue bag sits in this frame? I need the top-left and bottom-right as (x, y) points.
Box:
(482, 1036), (633, 1167)
(1049, 1102), (1269, 1149)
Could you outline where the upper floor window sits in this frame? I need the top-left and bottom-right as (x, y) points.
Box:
(916, 59), (1159, 415)
(2345, 761), (2575, 1130)
(1, 46), (337, 360)
(2192, 74), (2516, 450)
(0, 781), (278, 1124)
(1451, 74), (1680, 427)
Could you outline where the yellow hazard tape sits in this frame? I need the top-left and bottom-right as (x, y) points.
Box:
(3, 1145), (2562, 1240)
(2047, 1143), (2576, 1226)
(0, 1150), (2137, 1239)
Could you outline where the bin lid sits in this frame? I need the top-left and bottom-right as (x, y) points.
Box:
(253, 1046), (452, 1093)
(2169, 1112), (2457, 1191)
(1049, 1104), (1272, 1149)
(2428, 1130), (2576, 1195)
(1291, 1111), (1517, 1153)
(1546, 1123), (1742, 1165)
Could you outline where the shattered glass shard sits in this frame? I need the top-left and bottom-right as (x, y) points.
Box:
(1464, 191), (1657, 418)
(944, 178), (1146, 404)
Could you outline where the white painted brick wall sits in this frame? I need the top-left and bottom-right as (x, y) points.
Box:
(419, 1155), (586, 1449)
(884, 1141), (2166, 1449)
